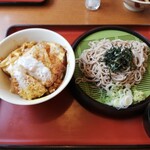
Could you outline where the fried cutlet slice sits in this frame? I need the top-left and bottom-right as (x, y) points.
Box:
(0, 41), (36, 75)
(11, 73), (47, 100)
(47, 42), (67, 93)
(48, 42), (67, 64)
(48, 42), (67, 78)
(30, 42), (67, 93)
(27, 42), (54, 87)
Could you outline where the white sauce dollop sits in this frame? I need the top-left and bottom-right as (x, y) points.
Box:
(17, 55), (51, 84)
(6, 52), (51, 89)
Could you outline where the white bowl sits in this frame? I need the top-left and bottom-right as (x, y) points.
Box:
(0, 28), (75, 105)
(123, 0), (150, 11)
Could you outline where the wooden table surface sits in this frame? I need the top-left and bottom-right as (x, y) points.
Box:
(0, 0), (149, 40)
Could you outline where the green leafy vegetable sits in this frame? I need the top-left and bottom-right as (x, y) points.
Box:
(104, 46), (133, 72)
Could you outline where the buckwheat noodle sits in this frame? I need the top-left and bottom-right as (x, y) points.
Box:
(76, 39), (149, 92)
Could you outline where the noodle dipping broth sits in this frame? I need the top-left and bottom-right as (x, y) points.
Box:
(74, 28), (150, 110)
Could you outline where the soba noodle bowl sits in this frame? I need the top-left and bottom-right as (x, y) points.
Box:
(76, 39), (149, 109)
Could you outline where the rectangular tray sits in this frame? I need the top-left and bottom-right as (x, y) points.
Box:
(0, 0), (46, 5)
(0, 25), (150, 149)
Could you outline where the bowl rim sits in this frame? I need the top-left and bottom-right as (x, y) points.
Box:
(0, 28), (75, 105)
(129, 0), (150, 4)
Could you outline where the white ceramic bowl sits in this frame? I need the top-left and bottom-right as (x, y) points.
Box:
(0, 28), (75, 105)
(123, 0), (150, 11)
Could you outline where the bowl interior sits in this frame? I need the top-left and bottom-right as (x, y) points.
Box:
(0, 28), (75, 105)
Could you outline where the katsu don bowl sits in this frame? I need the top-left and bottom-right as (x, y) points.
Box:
(0, 28), (75, 105)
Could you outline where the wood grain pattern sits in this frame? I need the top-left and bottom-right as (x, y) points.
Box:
(0, 0), (149, 40)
